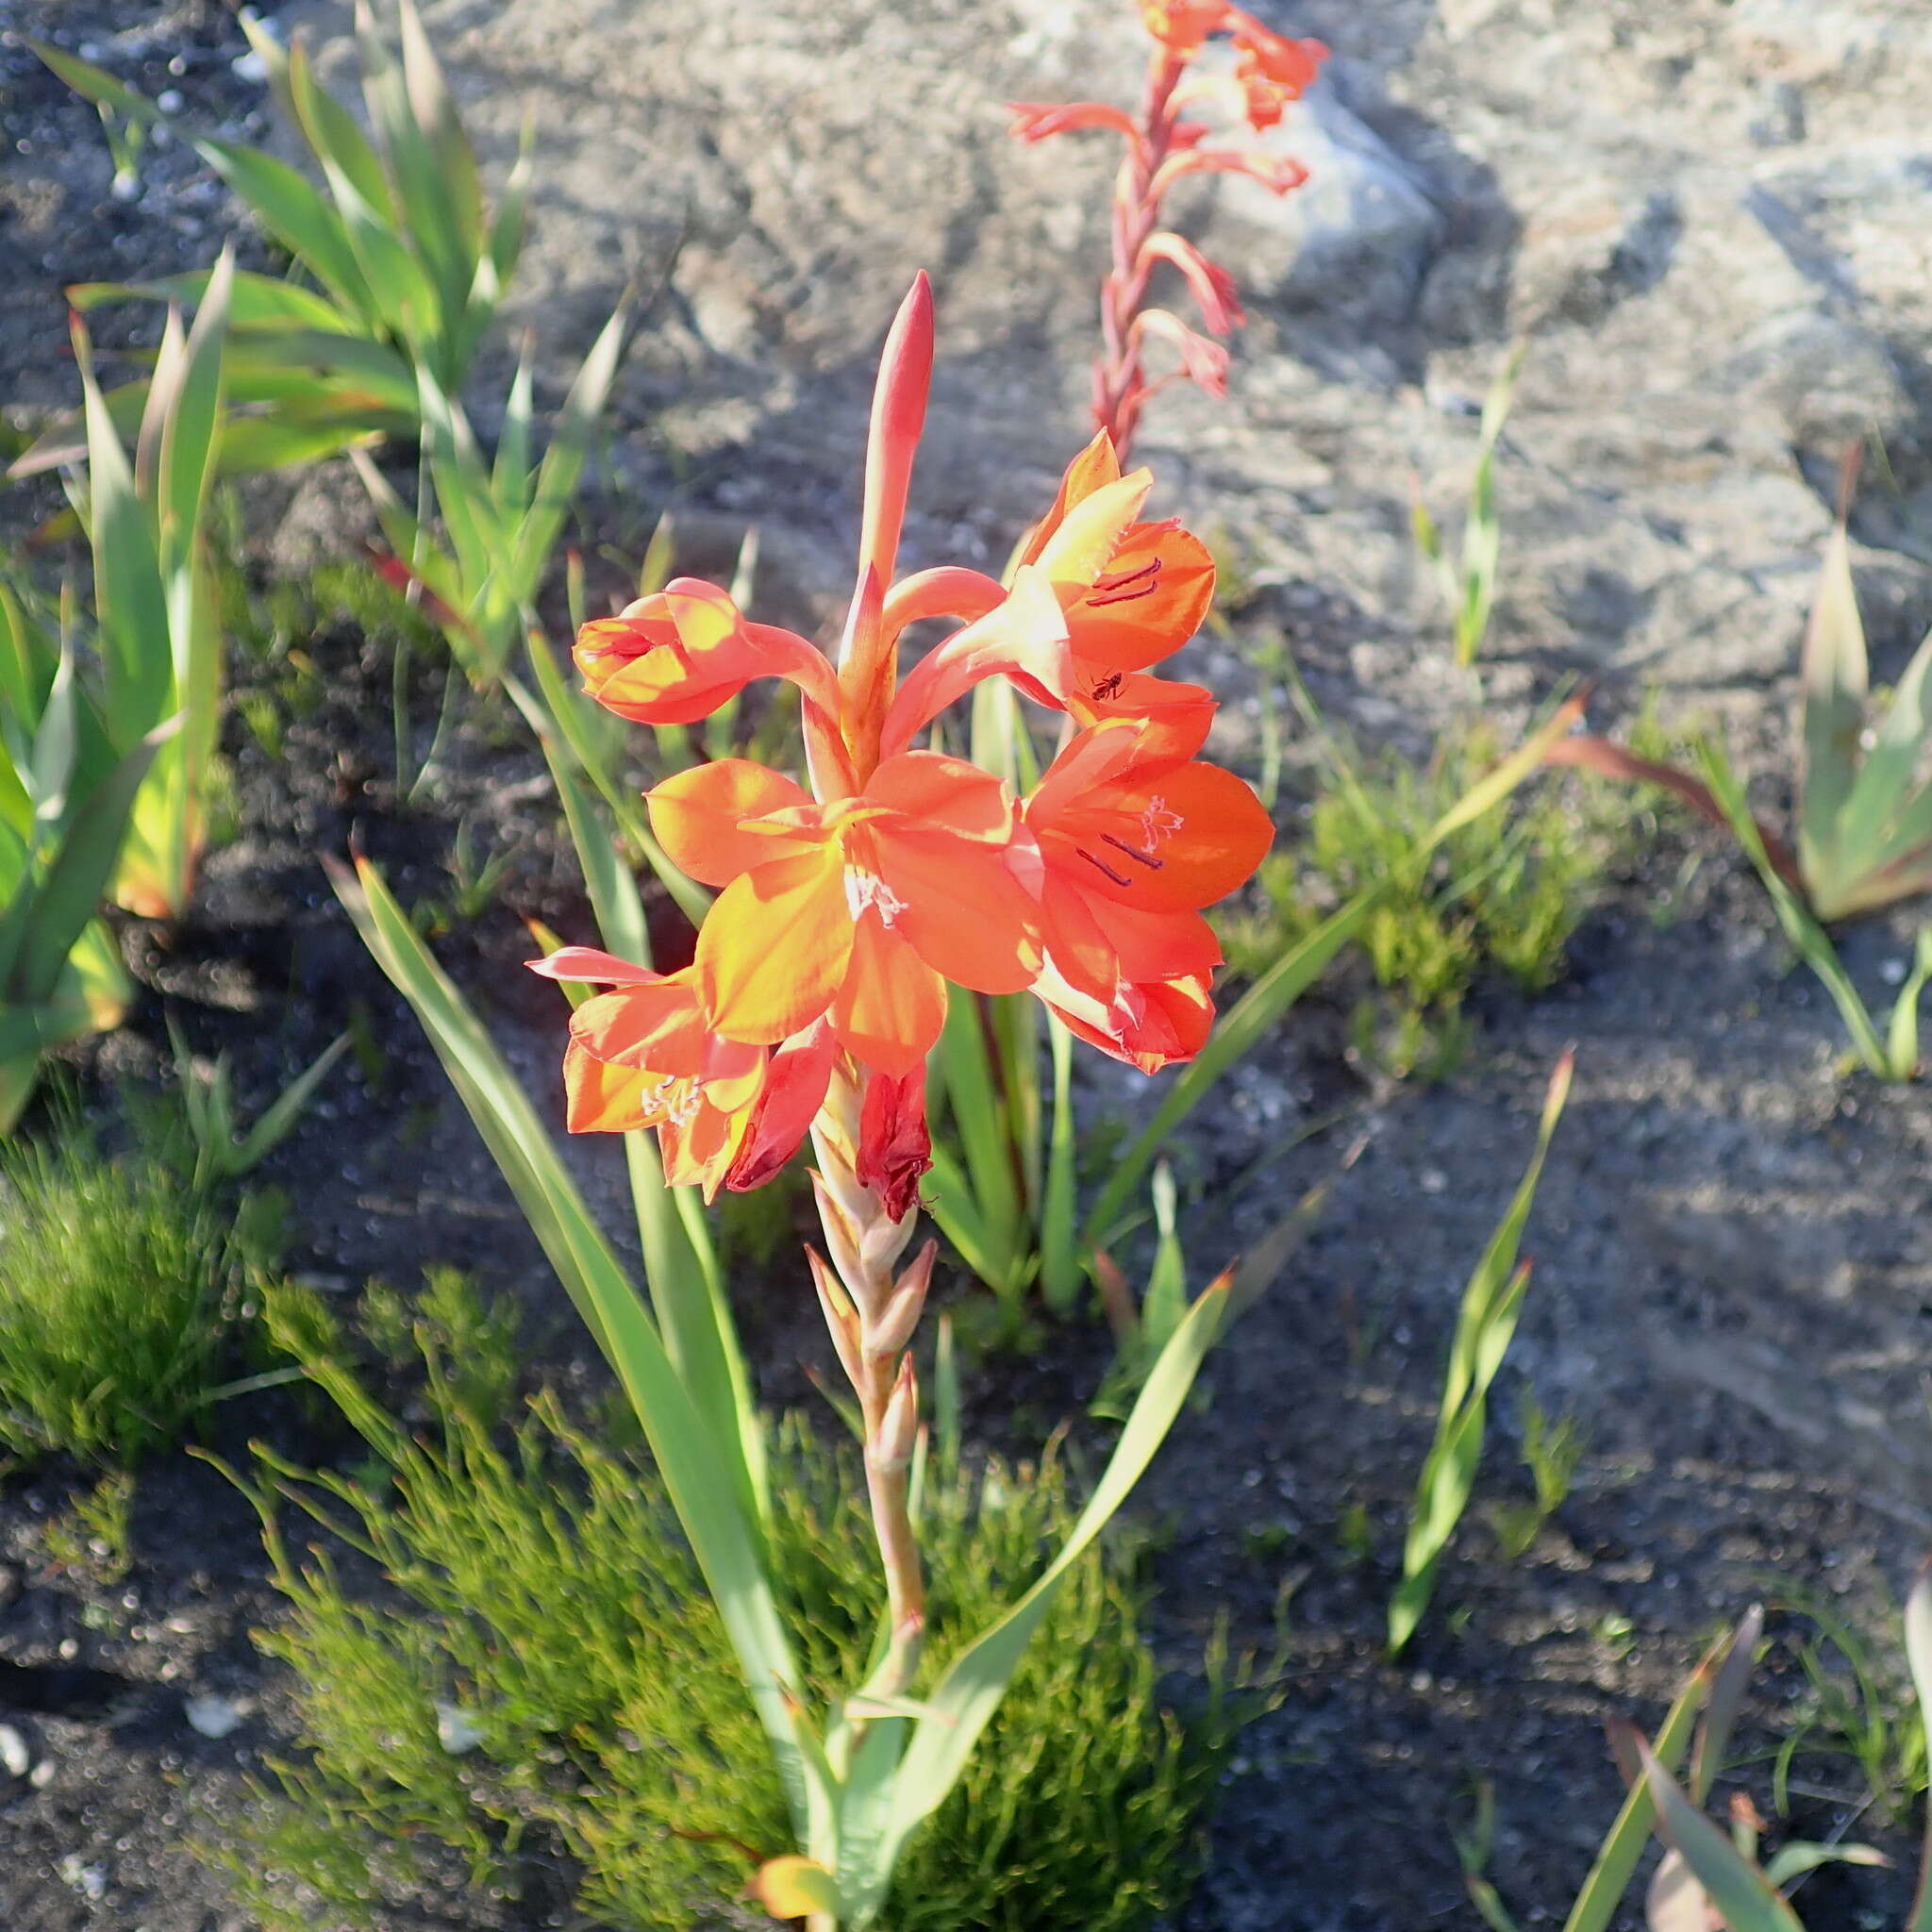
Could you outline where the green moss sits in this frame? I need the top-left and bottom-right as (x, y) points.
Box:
(206, 1274), (1240, 1932)
(0, 1126), (239, 1466)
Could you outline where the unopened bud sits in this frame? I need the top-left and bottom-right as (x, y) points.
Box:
(873, 1355), (920, 1472)
(808, 1171), (868, 1307)
(807, 1248), (865, 1391)
(858, 1204), (918, 1279)
(866, 1241), (937, 1359)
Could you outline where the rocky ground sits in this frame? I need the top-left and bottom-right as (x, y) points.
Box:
(4, 1), (1932, 1928)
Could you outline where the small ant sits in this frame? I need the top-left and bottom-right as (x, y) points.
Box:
(1091, 671), (1124, 702)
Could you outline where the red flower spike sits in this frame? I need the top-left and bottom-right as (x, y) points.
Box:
(1012, 0), (1323, 456)
(857, 1067), (933, 1221)
(1009, 101), (1142, 146)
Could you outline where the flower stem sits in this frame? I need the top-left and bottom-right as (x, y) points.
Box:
(808, 1063), (934, 1694)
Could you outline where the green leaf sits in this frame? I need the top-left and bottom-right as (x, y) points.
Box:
(155, 247), (233, 576)
(1699, 736), (1893, 1075)
(511, 298), (630, 596)
(192, 138), (376, 322)
(1560, 1626), (1735, 1932)
(932, 992), (1026, 1297)
(1037, 1014), (1080, 1315)
(327, 856), (820, 1835)
(1887, 928), (1932, 1081)
(284, 30), (397, 230)
(1902, 1565), (1932, 1932)
(0, 721), (173, 1001)
(74, 319), (170, 746)
(29, 42), (164, 126)
(231, 1033), (352, 1174)
(1639, 1743), (1807, 1932)
(1389, 1052), (1571, 1657)
(1798, 508), (1869, 901)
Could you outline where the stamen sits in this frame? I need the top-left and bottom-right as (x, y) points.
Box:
(1101, 832), (1163, 870)
(1078, 847), (1134, 886)
(1086, 558), (1164, 608)
(1139, 795), (1183, 848)
(844, 868), (909, 927)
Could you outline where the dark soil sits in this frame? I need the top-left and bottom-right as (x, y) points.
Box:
(4, 4), (1932, 1931)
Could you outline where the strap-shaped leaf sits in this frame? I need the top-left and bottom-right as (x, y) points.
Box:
(1903, 1564), (1932, 1932)
(194, 138), (376, 322)
(1639, 1743), (1807, 1932)
(283, 29), (397, 229)
(1561, 1622), (1740, 1932)
(27, 42), (164, 125)
(75, 318), (171, 747)
(156, 248), (233, 577)
(1390, 1053), (1571, 1657)
(511, 299), (631, 595)
(1798, 507), (1868, 897)
(0, 720), (174, 999)
(328, 855), (819, 1833)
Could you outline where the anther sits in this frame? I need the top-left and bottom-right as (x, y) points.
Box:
(1078, 847), (1134, 886)
(1086, 558), (1164, 608)
(1101, 832), (1163, 870)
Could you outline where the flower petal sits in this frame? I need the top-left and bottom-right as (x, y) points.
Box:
(697, 847), (853, 1043)
(560, 1040), (653, 1133)
(648, 759), (816, 886)
(830, 908), (948, 1076)
(527, 946), (662, 986)
(1049, 758), (1274, 912)
(876, 825), (1042, 993)
(726, 1020), (839, 1193)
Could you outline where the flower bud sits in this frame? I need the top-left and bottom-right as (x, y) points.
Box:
(808, 1172), (870, 1308)
(866, 1241), (937, 1359)
(807, 1248), (865, 1391)
(873, 1355), (920, 1473)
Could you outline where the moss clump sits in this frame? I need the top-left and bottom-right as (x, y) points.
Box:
(205, 1271), (1240, 1932)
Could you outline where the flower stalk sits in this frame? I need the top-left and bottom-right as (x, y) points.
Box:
(808, 1062), (934, 1692)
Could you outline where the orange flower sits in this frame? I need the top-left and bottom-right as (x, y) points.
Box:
(1020, 713), (1273, 1070)
(1140, 0), (1228, 53)
(527, 948), (840, 1195)
(1227, 11), (1328, 129)
(575, 578), (841, 728)
(882, 433), (1215, 752)
(646, 753), (1043, 1076)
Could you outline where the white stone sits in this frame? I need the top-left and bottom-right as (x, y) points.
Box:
(184, 1694), (245, 1740)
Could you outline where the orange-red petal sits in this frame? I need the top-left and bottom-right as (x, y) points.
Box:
(830, 909), (948, 1077)
(648, 759), (817, 886)
(875, 825), (1042, 994)
(697, 847), (853, 1043)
